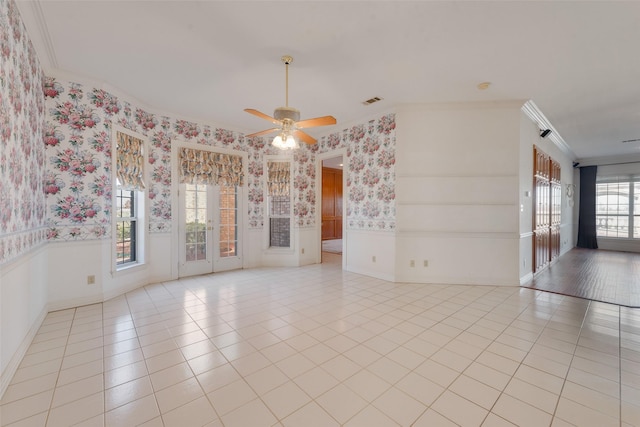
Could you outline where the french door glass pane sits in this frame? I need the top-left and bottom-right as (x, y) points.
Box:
(185, 184), (207, 262)
(219, 185), (237, 257)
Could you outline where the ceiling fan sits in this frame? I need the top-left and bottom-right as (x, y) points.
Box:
(244, 55), (336, 149)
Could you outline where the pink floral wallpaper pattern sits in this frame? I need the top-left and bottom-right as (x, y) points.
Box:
(2, 0), (395, 255)
(0, 0), (46, 264)
(298, 114), (397, 231)
(43, 75), (396, 242)
(43, 77), (290, 240)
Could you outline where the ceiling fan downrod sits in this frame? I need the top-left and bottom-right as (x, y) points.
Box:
(282, 55), (293, 108)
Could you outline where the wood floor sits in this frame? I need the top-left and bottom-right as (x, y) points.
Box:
(524, 248), (640, 307)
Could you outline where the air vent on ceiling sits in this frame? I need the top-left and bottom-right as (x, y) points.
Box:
(362, 96), (383, 106)
(622, 138), (640, 144)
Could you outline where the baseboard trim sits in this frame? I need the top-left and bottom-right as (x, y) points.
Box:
(47, 295), (104, 313)
(103, 280), (150, 302)
(520, 272), (534, 286)
(0, 306), (48, 400)
(344, 265), (395, 282)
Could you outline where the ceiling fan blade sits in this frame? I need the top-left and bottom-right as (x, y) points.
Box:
(244, 109), (281, 125)
(246, 128), (280, 138)
(295, 115), (337, 129)
(293, 130), (317, 145)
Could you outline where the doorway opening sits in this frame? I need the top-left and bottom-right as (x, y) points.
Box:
(321, 156), (343, 264)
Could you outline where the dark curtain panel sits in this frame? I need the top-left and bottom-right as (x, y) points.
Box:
(577, 165), (598, 249)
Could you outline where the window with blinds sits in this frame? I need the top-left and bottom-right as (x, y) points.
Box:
(267, 160), (291, 248)
(596, 178), (640, 238)
(114, 128), (146, 269)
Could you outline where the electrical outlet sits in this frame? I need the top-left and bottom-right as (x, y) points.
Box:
(372, 256), (376, 263)
(87, 275), (95, 285)
(423, 260), (428, 267)
(410, 260), (415, 267)
(301, 248), (305, 255)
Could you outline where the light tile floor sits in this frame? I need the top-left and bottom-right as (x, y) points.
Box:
(1, 254), (640, 426)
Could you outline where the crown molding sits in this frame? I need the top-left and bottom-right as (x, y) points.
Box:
(576, 154), (640, 167)
(16, 0), (58, 71)
(522, 100), (576, 160)
(396, 100), (527, 112)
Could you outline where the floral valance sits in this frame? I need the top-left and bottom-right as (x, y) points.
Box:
(116, 131), (145, 190)
(179, 147), (244, 187)
(267, 161), (290, 197)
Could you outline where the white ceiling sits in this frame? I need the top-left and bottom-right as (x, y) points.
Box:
(17, 1), (640, 162)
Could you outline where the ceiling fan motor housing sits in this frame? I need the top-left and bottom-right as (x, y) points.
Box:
(274, 106), (300, 122)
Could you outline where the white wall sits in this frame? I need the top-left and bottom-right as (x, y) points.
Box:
(299, 227), (320, 266)
(0, 246), (49, 396)
(394, 102), (522, 285)
(518, 109), (576, 283)
(47, 240), (105, 310)
(244, 229), (264, 269)
(47, 238), (174, 311)
(344, 230), (396, 282)
(148, 233), (175, 284)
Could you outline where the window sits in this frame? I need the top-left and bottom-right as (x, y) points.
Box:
(115, 188), (137, 265)
(267, 160), (291, 248)
(269, 195), (291, 247)
(596, 180), (640, 238)
(113, 128), (146, 269)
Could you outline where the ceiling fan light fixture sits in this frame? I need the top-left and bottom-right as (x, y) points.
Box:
(272, 133), (298, 150)
(244, 55), (336, 147)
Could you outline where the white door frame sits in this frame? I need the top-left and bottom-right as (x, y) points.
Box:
(171, 141), (248, 278)
(316, 148), (347, 269)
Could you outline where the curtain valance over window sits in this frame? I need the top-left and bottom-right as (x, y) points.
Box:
(116, 131), (145, 190)
(179, 147), (244, 186)
(267, 162), (290, 197)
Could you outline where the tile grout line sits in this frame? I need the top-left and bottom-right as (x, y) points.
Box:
(619, 306), (622, 427)
(468, 289), (560, 424)
(548, 297), (589, 426)
(45, 307), (76, 427)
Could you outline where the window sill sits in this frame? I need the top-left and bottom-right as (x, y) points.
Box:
(597, 236), (639, 241)
(265, 247), (295, 254)
(114, 261), (146, 275)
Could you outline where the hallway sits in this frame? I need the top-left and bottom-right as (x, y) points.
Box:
(525, 248), (640, 308)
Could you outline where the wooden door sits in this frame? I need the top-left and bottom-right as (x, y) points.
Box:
(322, 167), (343, 240)
(532, 146), (561, 274)
(550, 160), (562, 263)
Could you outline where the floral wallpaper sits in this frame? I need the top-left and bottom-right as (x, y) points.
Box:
(0, 0), (396, 258)
(43, 77), (288, 240)
(298, 114), (397, 231)
(0, 0), (46, 264)
(43, 75), (396, 243)
(0, 0), (395, 271)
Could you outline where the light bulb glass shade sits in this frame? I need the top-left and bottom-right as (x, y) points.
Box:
(272, 133), (298, 150)
(284, 135), (298, 149)
(272, 134), (284, 148)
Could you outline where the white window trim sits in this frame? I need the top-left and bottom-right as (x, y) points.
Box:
(596, 178), (638, 240)
(111, 124), (149, 274)
(264, 154), (295, 253)
(170, 139), (249, 274)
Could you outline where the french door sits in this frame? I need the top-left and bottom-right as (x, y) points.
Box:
(178, 183), (242, 277)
